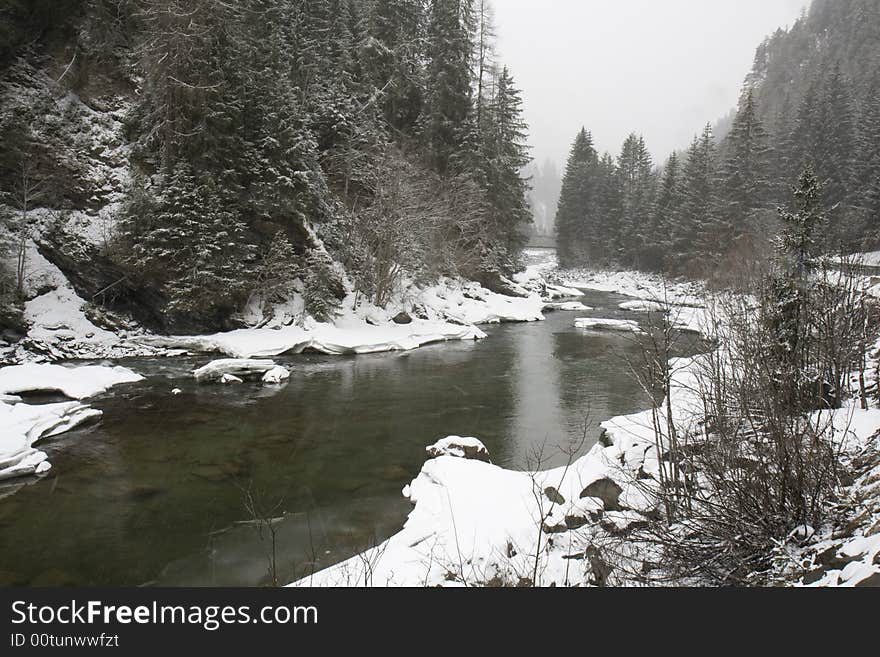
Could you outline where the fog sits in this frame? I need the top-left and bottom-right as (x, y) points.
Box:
(492, 0), (807, 167)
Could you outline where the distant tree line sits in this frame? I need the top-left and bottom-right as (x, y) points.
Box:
(557, 0), (880, 277)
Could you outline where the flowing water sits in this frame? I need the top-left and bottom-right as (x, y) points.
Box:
(0, 259), (704, 586)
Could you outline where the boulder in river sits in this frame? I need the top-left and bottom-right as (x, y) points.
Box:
(262, 366), (291, 385)
(426, 436), (491, 462)
(193, 359), (276, 383)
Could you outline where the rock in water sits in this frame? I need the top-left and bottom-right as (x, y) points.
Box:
(193, 359), (276, 383)
(262, 366), (291, 385)
(220, 374), (243, 384)
(426, 436), (491, 462)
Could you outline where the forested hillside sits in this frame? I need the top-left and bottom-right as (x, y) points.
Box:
(557, 0), (880, 279)
(0, 0), (531, 334)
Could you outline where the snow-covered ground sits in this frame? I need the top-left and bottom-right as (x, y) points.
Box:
(290, 269), (880, 588)
(135, 276), (551, 358)
(289, 353), (702, 587)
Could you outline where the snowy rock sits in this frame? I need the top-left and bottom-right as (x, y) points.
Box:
(565, 496), (605, 529)
(0, 364), (143, 400)
(580, 478), (624, 511)
(574, 318), (644, 334)
(543, 283), (585, 300)
(426, 436), (490, 462)
(192, 359), (276, 383)
(619, 300), (666, 313)
(142, 321), (488, 358)
(220, 374), (244, 384)
(544, 301), (593, 312)
(261, 366), (291, 385)
(600, 510), (648, 535)
(171, 388), (182, 396)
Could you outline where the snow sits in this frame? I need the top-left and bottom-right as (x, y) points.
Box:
(262, 366), (291, 385)
(192, 358), (277, 383)
(0, 363), (143, 399)
(290, 338), (880, 587)
(425, 436), (490, 461)
(619, 299), (666, 313)
(0, 363), (142, 480)
(412, 278), (545, 324)
(545, 301), (593, 312)
(140, 319), (488, 359)
(0, 401), (102, 481)
(14, 242), (163, 362)
(574, 317), (644, 333)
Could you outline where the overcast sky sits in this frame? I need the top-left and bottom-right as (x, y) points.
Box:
(492, 0), (808, 168)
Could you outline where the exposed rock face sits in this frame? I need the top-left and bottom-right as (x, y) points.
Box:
(35, 229), (167, 333)
(392, 312), (413, 325)
(472, 269), (529, 298)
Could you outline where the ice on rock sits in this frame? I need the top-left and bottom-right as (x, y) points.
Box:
(426, 436), (491, 462)
(574, 317), (644, 333)
(262, 366), (291, 385)
(220, 374), (244, 384)
(545, 301), (593, 312)
(192, 358), (276, 383)
(619, 299), (666, 313)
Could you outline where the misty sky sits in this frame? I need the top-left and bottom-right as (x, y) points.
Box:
(492, 0), (808, 168)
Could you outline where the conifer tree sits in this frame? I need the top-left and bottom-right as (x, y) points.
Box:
(555, 129), (597, 267)
(672, 125), (717, 272)
(716, 90), (773, 249)
(424, 0), (475, 174)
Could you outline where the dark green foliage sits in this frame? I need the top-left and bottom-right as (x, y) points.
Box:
(303, 249), (344, 322)
(122, 164), (254, 329)
(555, 129), (597, 267)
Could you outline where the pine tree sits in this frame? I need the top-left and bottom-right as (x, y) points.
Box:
(616, 133), (655, 266)
(555, 128), (597, 267)
(424, 0), (475, 174)
(365, 0), (426, 134)
(672, 124), (718, 273)
(482, 66), (531, 260)
(716, 89), (773, 250)
(592, 152), (622, 265)
(647, 152), (683, 270)
(815, 65), (858, 247)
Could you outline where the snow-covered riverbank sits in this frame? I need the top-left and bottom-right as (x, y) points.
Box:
(290, 269), (880, 587)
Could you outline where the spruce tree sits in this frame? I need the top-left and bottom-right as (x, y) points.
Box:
(716, 90), (773, 250)
(672, 124), (718, 273)
(424, 0), (475, 174)
(555, 129), (597, 267)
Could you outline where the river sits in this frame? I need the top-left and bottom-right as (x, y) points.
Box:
(0, 266), (703, 586)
